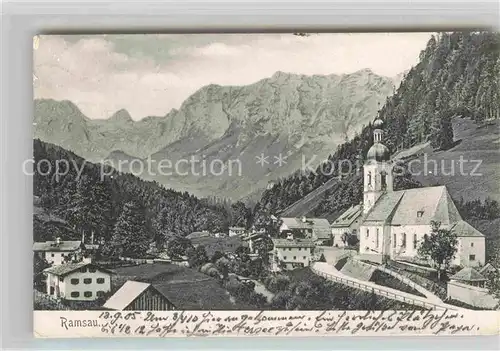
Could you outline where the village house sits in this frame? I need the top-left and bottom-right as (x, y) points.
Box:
(270, 235), (315, 272)
(349, 118), (486, 267)
(103, 281), (176, 311)
(279, 216), (332, 245)
(228, 226), (246, 237)
(33, 238), (84, 266)
(331, 204), (362, 247)
(43, 260), (113, 301)
(242, 231), (266, 253)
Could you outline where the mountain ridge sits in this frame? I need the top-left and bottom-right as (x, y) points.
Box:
(34, 69), (398, 200)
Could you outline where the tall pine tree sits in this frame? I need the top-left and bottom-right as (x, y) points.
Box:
(107, 200), (150, 258)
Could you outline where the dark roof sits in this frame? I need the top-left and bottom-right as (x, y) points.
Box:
(366, 143), (390, 162)
(450, 267), (486, 282)
(332, 205), (362, 227)
(33, 240), (83, 252)
(272, 238), (315, 248)
(44, 262), (114, 277)
(112, 263), (238, 310)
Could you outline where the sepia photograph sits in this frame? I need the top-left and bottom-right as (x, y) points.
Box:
(31, 32), (499, 336)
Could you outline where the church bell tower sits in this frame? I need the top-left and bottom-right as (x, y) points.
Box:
(363, 115), (393, 215)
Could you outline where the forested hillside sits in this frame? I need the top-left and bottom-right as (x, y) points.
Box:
(257, 31), (500, 217)
(33, 140), (243, 256)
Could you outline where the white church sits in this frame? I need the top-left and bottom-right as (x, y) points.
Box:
(333, 118), (486, 268)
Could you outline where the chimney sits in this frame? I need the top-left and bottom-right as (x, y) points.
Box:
(91, 231), (95, 245)
(301, 216), (307, 223)
(81, 231), (85, 244)
(286, 232), (294, 241)
(82, 256), (92, 264)
(55, 237), (61, 246)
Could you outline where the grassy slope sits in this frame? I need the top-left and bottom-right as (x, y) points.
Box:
(369, 270), (426, 298)
(410, 117), (500, 203)
(286, 267), (425, 310)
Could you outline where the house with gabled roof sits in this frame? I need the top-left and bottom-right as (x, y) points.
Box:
(43, 260), (113, 301)
(270, 236), (316, 271)
(356, 118), (486, 267)
(331, 204), (362, 247)
(33, 238), (85, 266)
(280, 216), (332, 245)
(103, 280), (176, 311)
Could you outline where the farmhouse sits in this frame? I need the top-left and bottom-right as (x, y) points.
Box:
(33, 238), (84, 266)
(44, 261), (113, 301)
(331, 204), (362, 247)
(104, 280), (176, 310)
(270, 236), (315, 272)
(349, 118), (486, 267)
(280, 217), (331, 245)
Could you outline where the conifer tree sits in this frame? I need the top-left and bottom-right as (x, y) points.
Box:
(107, 200), (150, 258)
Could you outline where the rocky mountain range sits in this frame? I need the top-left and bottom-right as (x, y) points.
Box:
(34, 69), (399, 201)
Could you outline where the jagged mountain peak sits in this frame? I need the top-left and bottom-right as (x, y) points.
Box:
(109, 109), (133, 123)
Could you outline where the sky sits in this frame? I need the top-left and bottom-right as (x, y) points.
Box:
(33, 33), (433, 120)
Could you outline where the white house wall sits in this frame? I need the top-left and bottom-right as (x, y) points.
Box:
(274, 247), (313, 267)
(456, 237), (486, 267)
(58, 269), (111, 301)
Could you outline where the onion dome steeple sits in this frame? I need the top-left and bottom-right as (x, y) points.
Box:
(366, 104), (390, 162)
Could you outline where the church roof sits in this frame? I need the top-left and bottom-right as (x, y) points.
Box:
(331, 205), (362, 227)
(363, 186), (463, 226)
(363, 192), (404, 224)
(450, 267), (486, 282)
(450, 220), (485, 238)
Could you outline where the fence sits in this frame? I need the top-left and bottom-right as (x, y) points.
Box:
(310, 266), (452, 311)
(356, 260), (427, 296)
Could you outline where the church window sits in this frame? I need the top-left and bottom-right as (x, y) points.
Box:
(393, 234), (396, 248)
(381, 172), (387, 190)
(413, 234), (417, 249)
(367, 172), (372, 187)
(366, 229), (369, 238)
(469, 255), (476, 261)
(417, 211), (424, 218)
(470, 242), (474, 247)
(402, 233), (407, 247)
(376, 228), (380, 247)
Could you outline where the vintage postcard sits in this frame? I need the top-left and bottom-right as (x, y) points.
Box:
(32, 32), (500, 338)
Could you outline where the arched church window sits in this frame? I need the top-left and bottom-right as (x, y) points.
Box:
(381, 171), (387, 190)
(367, 172), (372, 188)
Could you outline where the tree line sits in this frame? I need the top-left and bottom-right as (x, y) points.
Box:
(256, 31), (499, 218)
(33, 140), (255, 258)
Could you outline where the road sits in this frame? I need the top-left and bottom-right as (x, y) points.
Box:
(312, 262), (466, 311)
